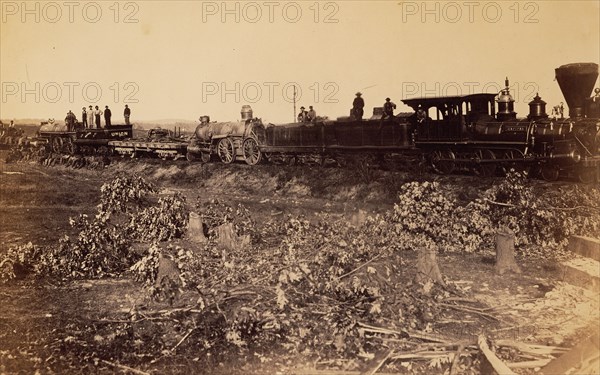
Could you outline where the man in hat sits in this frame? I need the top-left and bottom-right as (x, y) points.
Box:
(65, 110), (77, 131)
(307, 106), (317, 123)
(94, 105), (102, 128)
(82, 107), (88, 128)
(383, 97), (397, 120)
(104, 105), (112, 127)
(124, 105), (131, 125)
(297, 106), (308, 122)
(352, 92), (365, 120)
(87, 105), (94, 128)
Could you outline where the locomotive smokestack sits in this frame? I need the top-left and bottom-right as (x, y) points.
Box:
(555, 62), (599, 118)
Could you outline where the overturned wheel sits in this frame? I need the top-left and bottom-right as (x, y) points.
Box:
(51, 137), (63, 153)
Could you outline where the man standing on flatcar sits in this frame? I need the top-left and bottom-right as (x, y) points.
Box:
(124, 105), (131, 125)
(82, 107), (88, 128)
(87, 105), (94, 128)
(383, 97), (397, 120)
(104, 106), (112, 127)
(352, 92), (365, 120)
(94, 105), (102, 128)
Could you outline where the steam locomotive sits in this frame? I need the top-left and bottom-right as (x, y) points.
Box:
(186, 62), (600, 182)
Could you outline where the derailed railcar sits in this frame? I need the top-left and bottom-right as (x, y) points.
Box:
(37, 121), (133, 155)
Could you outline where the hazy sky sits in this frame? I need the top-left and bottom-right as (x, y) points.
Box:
(1, 0), (599, 123)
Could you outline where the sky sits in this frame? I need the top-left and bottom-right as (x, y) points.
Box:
(1, 0), (599, 124)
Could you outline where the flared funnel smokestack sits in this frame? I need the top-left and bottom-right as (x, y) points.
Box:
(555, 62), (599, 118)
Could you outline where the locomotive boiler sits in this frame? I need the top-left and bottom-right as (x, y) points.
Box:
(186, 105), (266, 164)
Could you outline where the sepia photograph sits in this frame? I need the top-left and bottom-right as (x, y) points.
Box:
(1, 1), (599, 374)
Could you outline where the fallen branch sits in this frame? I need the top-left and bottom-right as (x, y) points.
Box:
(356, 321), (454, 344)
(337, 255), (381, 280)
(171, 326), (197, 352)
(484, 199), (600, 211)
(390, 351), (453, 360)
(100, 359), (150, 375)
(449, 344), (464, 375)
(477, 335), (516, 375)
(361, 348), (394, 375)
(439, 303), (500, 321)
(495, 339), (568, 356)
(506, 359), (551, 369)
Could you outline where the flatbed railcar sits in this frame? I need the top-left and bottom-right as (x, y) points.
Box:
(109, 128), (188, 160)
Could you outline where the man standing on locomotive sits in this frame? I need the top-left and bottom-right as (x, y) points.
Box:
(297, 106), (308, 122)
(383, 97), (397, 120)
(352, 92), (365, 120)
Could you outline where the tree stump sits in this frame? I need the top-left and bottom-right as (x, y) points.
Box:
(216, 222), (250, 252)
(495, 227), (522, 275)
(187, 212), (207, 243)
(415, 245), (445, 285)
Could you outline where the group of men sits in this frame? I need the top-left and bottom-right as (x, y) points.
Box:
(64, 105), (131, 131)
(297, 105), (317, 123)
(352, 92), (397, 121)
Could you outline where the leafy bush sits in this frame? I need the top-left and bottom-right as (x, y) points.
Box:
(127, 193), (188, 242)
(473, 170), (600, 258)
(390, 180), (493, 253)
(0, 175), (187, 281)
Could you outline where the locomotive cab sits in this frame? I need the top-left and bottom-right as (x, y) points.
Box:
(402, 93), (497, 143)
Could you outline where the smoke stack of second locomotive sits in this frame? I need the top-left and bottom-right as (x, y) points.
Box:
(555, 62), (599, 118)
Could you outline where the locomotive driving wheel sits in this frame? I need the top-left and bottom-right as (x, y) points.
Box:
(430, 149), (455, 174)
(501, 149), (527, 175)
(242, 138), (262, 165)
(472, 149), (496, 177)
(578, 167), (598, 184)
(541, 164), (560, 181)
(217, 138), (235, 164)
